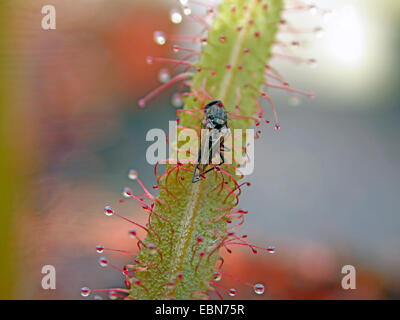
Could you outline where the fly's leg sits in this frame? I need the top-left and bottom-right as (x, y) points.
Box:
(198, 136), (218, 178)
(217, 143), (227, 166)
(192, 149), (202, 183)
(198, 165), (216, 177)
(197, 149), (224, 178)
(218, 149), (225, 166)
(221, 143), (230, 152)
(192, 163), (202, 183)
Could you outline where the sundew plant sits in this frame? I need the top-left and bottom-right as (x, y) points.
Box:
(82, 0), (324, 300)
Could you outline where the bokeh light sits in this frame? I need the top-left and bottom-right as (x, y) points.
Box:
(324, 5), (365, 64)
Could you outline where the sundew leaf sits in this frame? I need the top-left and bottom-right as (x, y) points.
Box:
(130, 0), (284, 300)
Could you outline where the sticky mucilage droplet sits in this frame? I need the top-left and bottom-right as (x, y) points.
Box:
(128, 169), (138, 180)
(80, 287), (91, 297)
(254, 283), (265, 295)
(170, 9), (183, 24)
(153, 31), (166, 46)
(104, 206), (114, 216)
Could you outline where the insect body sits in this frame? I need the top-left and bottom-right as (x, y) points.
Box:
(192, 100), (229, 183)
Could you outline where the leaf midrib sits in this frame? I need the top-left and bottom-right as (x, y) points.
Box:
(163, 0), (259, 299)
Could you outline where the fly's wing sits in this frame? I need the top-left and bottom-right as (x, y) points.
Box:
(199, 128), (212, 165)
(209, 129), (225, 164)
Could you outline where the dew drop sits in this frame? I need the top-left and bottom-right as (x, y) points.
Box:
(128, 169), (138, 180)
(122, 187), (133, 198)
(228, 288), (237, 297)
(171, 93), (184, 108)
(182, 6), (192, 16)
(158, 68), (171, 83)
(96, 245), (104, 254)
(153, 31), (166, 46)
(212, 272), (222, 281)
(104, 205), (114, 216)
(172, 45), (180, 52)
(93, 295), (103, 300)
(200, 38), (208, 46)
(267, 246), (276, 253)
(129, 229), (137, 238)
(80, 287), (91, 297)
(254, 283), (265, 295)
(274, 124), (280, 131)
(170, 9), (183, 24)
(99, 257), (109, 267)
(219, 35), (226, 43)
(109, 291), (119, 300)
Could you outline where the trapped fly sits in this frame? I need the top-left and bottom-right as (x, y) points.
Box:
(192, 100), (230, 183)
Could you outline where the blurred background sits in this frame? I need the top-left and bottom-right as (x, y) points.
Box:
(0, 0), (399, 299)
